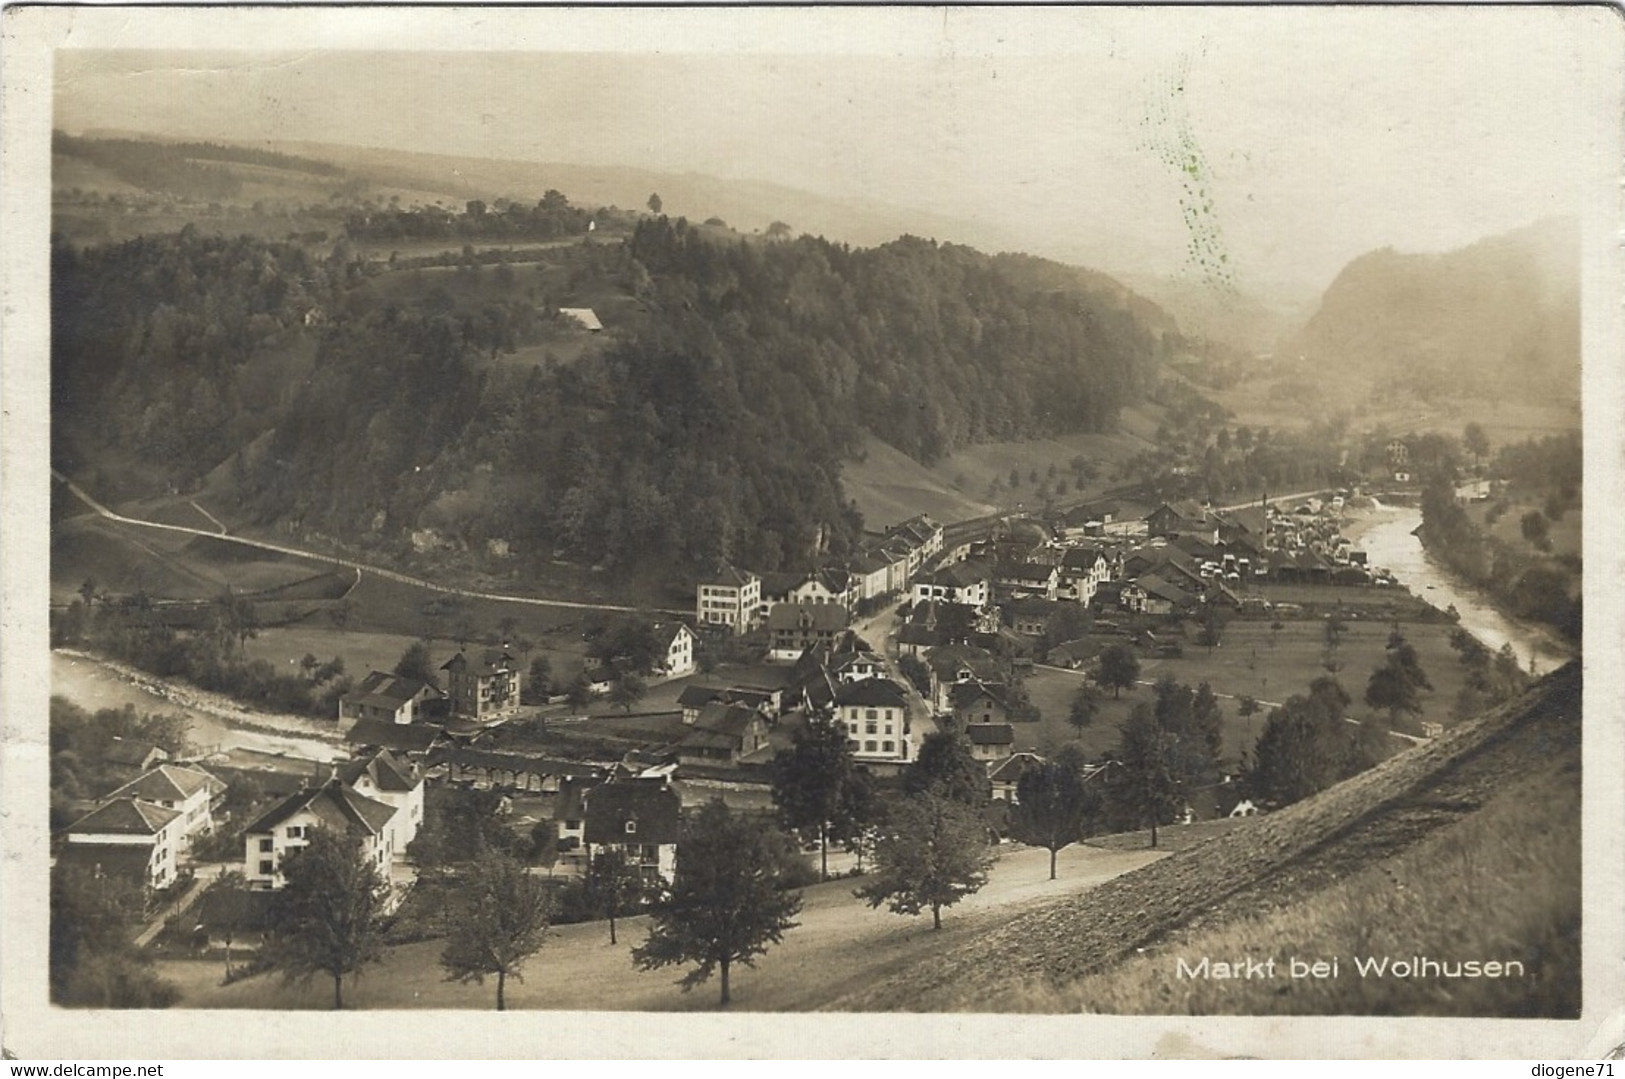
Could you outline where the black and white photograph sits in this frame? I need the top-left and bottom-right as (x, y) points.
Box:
(2, 3), (1621, 1059)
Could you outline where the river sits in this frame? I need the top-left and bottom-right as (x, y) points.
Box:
(1353, 505), (1577, 672)
(51, 651), (343, 763)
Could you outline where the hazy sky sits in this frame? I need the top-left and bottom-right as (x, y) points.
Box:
(50, 7), (1606, 301)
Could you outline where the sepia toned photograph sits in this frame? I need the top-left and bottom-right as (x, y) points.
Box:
(3, 3), (1622, 1059)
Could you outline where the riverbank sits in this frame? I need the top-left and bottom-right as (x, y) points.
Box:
(1349, 506), (1576, 670)
(52, 649), (343, 761)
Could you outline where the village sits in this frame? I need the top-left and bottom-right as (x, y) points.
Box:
(52, 474), (1456, 975)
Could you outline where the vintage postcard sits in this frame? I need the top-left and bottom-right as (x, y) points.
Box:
(2, 4), (1621, 1060)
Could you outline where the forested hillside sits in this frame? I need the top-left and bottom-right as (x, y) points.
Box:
(52, 217), (1164, 578)
(1291, 218), (1579, 404)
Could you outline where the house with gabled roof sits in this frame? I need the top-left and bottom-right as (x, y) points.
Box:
(790, 567), (859, 612)
(100, 763), (227, 851)
(997, 561), (1061, 602)
(988, 751), (1046, 803)
(948, 680), (1012, 728)
(965, 722), (1016, 762)
(441, 647), (521, 722)
(910, 560), (991, 609)
(767, 601), (850, 662)
(345, 717), (443, 757)
(103, 737), (169, 773)
(650, 621), (697, 678)
(58, 797), (184, 892)
(582, 778), (682, 882)
(1145, 500), (1216, 541)
(677, 703), (772, 765)
(339, 670), (444, 726)
(241, 779), (400, 893)
(336, 747), (426, 852)
(924, 643), (1005, 713)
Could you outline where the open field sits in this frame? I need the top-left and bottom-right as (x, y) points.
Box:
(828, 663), (1581, 1015)
(841, 402), (1167, 530)
(153, 841), (1167, 1011)
(1020, 618), (1472, 765)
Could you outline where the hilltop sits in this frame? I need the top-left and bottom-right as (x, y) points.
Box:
(1288, 217), (1580, 406)
(829, 662), (1581, 1016)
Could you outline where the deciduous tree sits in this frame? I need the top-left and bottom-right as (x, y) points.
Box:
(770, 713), (875, 880)
(393, 640), (436, 685)
(856, 790), (994, 929)
(583, 848), (650, 945)
(631, 802), (803, 1006)
(1097, 644), (1140, 698)
(265, 828), (387, 1009)
(904, 730), (990, 805)
(440, 852), (553, 1010)
(1009, 760), (1103, 879)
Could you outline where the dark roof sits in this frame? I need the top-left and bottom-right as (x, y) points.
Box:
(651, 622), (692, 650)
(103, 764), (225, 804)
(346, 670), (441, 710)
(897, 623), (946, 648)
(767, 601), (849, 633)
(1136, 575), (1196, 606)
(103, 738), (167, 768)
(701, 564), (757, 588)
(833, 678), (909, 709)
(948, 680), (1010, 713)
(1060, 546), (1104, 570)
(244, 780), (398, 838)
(998, 563), (1058, 584)
(336, 747), (421, 792)
(583, 780), (682, 845)
(64, 797), (180, 836)
(757, 570), (804, 599)
(426, 747), (605, 779)
(988, 751), (1045, 783)
(345, 718), (442, 753)
(925, 643), (1003, 680)
(693, 703), (763, 739)
(441, 648), (517, 676)
(678, 684), (726, 709)
(966, 724), (1016, 746)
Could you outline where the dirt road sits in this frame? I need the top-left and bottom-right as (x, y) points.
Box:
(53, 470), (688, 618)
(155, 841), (1165, 1011)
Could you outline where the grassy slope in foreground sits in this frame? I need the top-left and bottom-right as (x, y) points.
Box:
(829, 662), (1580, 1016)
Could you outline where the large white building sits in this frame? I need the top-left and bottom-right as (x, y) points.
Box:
(242, 780), (400, 893)
(834, 677), (913, 764)
(695, 566), (762, 634)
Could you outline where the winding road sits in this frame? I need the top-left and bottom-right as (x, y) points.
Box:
(54, 469), (688, 617)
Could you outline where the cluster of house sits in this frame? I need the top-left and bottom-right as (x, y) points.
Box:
(696, 514), (944, 636)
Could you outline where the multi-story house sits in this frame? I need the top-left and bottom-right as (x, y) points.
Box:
(767, 601), (850, 662)
(582, 778), (682, 882)
(241, 779), (399, 893)
(834, 677), (912, 764)
(440, 647), (521, 722)
(100, 763), (226, 853)
(651, 622), (697, 678)
(336, 747), (425, 853)
(695, 566), (762, 634)
(910, 561), (990, 610)
(58, 798), (184, 892)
